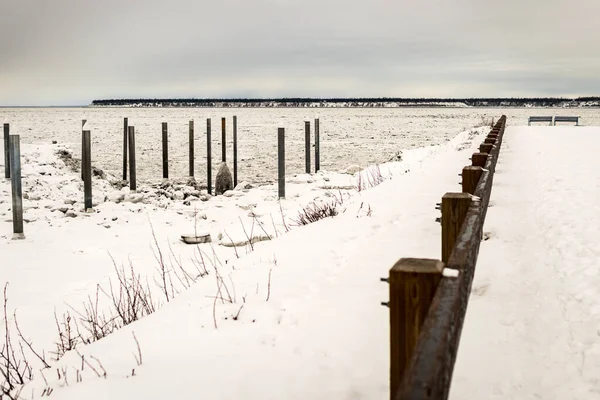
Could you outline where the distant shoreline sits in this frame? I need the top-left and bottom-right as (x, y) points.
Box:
(89, 97), (600, 108)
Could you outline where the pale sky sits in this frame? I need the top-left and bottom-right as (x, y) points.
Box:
(1, 0), (599, 105)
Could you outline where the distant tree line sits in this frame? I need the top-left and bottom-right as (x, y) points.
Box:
(90, 97), (600, 107)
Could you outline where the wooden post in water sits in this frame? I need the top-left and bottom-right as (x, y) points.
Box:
(207, 118), (212, 195)
(304, 121), (311, 173)
(189, 120), (195, 178)
(471, 152), (488, 167)
(233, 116), (238, 187)
(387, 258), (443, 400)
(221, 117), (226, 162)
(9, 135), (24, 239)
(441, 193), (472, 264)
(278, 128), (285, 199)
(314, 118), (320, 172)
(128, 126), (136, 192)
(82, 130), (93, 211)
(123, 117), (128, 180)
(3, 123), (10, 179)
(461, 166), (484, 195)
(162, 122), (169, 180)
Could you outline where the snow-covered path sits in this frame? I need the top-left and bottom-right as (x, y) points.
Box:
(451, 126), (600, 399)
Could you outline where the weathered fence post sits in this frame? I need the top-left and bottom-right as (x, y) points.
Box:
(441, 193), (472, 264)
(278, 128), (285, 199)
(3, 123), (9, 179)
(471, 152), (488, 167)
(221, 117), (227, 163)
(314, 118), (320, 172)
(9, 135), (24, 239)
(484, 137), (496, 144)
(123, 117), (128, 180)
(387, 258), (443, 400)
(305, 121), (311, 173)
(461, 166), (484, 195)
(82, 130), (93, 211)
(479, 143), (494, 154)
(81, 120), (86, 181)
(207, 118), (212, 195)
(162, 122), (169, 180)
(233, 116), (238, 187)
(128, 126), (136, 192)
(189, 120), (195, 178)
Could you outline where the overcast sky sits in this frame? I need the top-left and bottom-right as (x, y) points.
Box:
(1, 0), (599, 105)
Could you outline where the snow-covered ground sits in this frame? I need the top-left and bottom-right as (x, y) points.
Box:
(1, 120), (488, 399)
(451, 126), (600, 399)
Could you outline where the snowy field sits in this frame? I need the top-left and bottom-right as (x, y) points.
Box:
(0, 111), (491, 399)
(1, 107), (598, 186)
(451, 126), (600, 399)
(1, 109), (599, 399)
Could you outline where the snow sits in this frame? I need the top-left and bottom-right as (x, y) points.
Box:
(0, 117), (490, 399)
(451, 126), (600, 399)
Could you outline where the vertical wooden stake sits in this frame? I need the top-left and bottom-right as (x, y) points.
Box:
(233, 116), (238, 187)
(314, 118), (320, 172)
(123, 117), (128, 180)
(128, 126), (136, 192)
(81, 120), (86, 181)
(82, 130), (93, 211)
(278, 128), (285, 199)
(3, 123), (10, 179)
(304, 121), (311, 173)
(461, 166), (484, 195)
(162, 122), (169, 180)
(221, 117), (226, 162)
(441, 193), (472, 264)
(471, 152), (488, 167)
(388, 258), (443, 400)
(189, 120), (195, 178)
(484, 137), (496, 144)
(207, 118), (212, 195)
(9, 135), (24, 239)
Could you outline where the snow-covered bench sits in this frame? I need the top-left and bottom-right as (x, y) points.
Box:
(528, 116), (553, 126)
(554, 116), (579, 126)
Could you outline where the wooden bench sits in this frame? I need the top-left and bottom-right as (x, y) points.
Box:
(554, 116), (579, 126)
(528, 116), (553, 126)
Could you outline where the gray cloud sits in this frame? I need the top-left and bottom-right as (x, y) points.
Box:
(0, 0), (599, 105)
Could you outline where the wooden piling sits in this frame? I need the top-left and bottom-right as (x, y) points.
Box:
(3, 123), (9, 179)
(305, 121), (311, 173)
(441, 193), (472, 264)
(128, 126), (136, 192)
(233, 116), (238, 187)
(189, 120), (195, 177)
(82, 130), (92, 211)
(162, 122), (169, 179)
(207, 118), (212, 195)
(471, 152), (488, 167)
(278, 128), (285, 198)
(123, 117), (128, 180)
(461, 166), (484, 195)
(221, 117), (226, 162)
(9, 135), (24, 239)
(81, 120), (86, 181)
(315, 118), (320, 172)
(388, 258), (443, 400)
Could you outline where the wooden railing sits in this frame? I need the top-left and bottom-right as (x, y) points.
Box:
(384, 116), (507, 400)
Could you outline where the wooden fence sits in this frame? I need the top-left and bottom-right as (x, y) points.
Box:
(384, 116), (507, 400)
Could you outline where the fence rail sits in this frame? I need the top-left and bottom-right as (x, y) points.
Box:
(386, 116), (507, 400)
